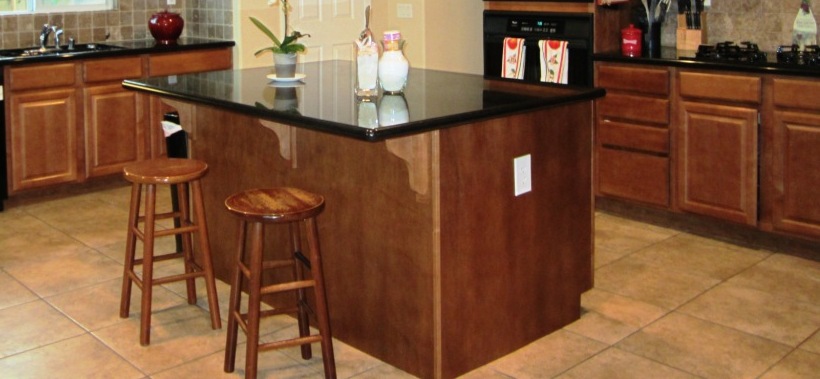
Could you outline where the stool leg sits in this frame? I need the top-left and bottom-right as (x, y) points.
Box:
(176, 181), (198, 305)
(305, 218), (336, 379)
(290, 223), (312, 360)
(224, 220), (247, 373)
(120, 183), (142, 318)
(244, 222), (265, 379)
(191, 179), (222, 329)
(140, 183), (158, 346)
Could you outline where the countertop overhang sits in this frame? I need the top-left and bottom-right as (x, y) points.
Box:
(123, 60), (605, 142)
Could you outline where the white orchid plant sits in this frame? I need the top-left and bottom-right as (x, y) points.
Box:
(250, 0), (311, 55)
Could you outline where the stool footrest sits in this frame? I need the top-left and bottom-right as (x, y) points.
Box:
(152, 271), (206, 286)
(259, 335), (323, 352)
(132, 251), (185, 266)
(261, 280), (315, 295)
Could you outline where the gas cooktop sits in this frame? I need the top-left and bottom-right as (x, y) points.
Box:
(694, 41), (820, 68)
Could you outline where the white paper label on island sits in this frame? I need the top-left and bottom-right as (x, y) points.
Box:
(167, 75), (178, 85)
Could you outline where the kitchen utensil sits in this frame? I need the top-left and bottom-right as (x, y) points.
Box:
(359, 5), (373, 45)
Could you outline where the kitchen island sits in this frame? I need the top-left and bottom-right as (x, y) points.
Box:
(123, 61), (604, 379)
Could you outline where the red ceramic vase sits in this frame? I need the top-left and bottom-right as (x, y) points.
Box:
(149, 11), (184, 45)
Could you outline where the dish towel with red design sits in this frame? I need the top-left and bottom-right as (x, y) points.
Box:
(502, 37), (526, 79)
(539, 40), (569, 84)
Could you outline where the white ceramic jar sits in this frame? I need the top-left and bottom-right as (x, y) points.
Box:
(378, 30), (409, 93)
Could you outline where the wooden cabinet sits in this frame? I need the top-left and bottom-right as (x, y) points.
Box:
(595, 63), (671, 207)
(4, 47), (233, 194)
(765, 78), (820, 238)
(6, 63), (80, 192)
(83, 56), (146, 177)
(676, 71), (760, 225)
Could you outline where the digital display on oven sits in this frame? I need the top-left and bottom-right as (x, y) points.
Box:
(507, 18), (565, 35)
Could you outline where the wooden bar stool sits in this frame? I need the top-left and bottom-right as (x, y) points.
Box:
(120, 158), (222, 346)
(223, 187), (336, 379)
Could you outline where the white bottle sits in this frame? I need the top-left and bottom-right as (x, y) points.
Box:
(378, 30), (409, 93)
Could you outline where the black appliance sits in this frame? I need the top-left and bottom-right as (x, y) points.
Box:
(776, 44), (820, 66)
(483, 10), (594, 87)
(695, 41), (768, 63)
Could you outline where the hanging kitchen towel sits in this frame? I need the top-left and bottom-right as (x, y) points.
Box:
(539, 40), (569, 84)
(502, 37), (526, 79)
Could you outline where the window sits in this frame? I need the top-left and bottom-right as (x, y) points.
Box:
(0, 0), (115, 13)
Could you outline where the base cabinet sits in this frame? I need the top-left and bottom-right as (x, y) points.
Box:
(8, 88), (79, 192)
(767, 78), (820, 239)
(677, 101), (759, 225)
(4, 47), (232, 195)
(84, 84), (146, 177)
(594, 63), (670, 207)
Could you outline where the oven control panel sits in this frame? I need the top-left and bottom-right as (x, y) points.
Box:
(508, 18), (565, 35)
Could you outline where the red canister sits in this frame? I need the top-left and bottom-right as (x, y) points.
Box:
(621, 24), (642, 57)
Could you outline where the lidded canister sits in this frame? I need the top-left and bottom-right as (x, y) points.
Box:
(378, 30), (409, 93)
(621, 24), (642, 57)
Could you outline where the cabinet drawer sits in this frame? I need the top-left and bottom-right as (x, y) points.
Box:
(148, 48), (232, 76)
(679, 71), (761, 104)
(597, 93), (669, 125)
(8, 63), (76, 90)
(597, 64), (669, 95)
(598, 120), (669, 154)
(597, 147), (669, 207)
(83, 56), (144, 83)
(772, 78), (820, 111)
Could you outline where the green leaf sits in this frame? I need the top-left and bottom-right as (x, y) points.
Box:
(249, 16), (282, 48)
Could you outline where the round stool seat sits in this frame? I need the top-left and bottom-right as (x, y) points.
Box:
(124, 158), (208, 185)
(225, 187), (325, 223)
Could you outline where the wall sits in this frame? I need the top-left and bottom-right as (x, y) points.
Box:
(0, 0), (232, 50)
(653, 0), (817, 52)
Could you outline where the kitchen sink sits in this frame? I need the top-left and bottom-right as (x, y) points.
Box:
(0, 43), (125, 58)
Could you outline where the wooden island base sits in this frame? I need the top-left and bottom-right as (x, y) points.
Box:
(163, 97), (593, 379)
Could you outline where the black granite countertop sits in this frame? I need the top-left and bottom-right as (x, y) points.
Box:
(0, 38), (234, 65)
(123, 60), (605, 142)
(595, 47), (820, 78)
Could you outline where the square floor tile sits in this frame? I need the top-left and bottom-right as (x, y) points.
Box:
(46, 277), (189, 332)
(0, 300), (86, 358)
(4, 248), (123, 297)
(759, 349), (820, 379)
(617, 312), (792, 378)
(0, 334), (144, 378)
(594, 255), (720, 310)
(482, 329), (608, 378)
(679, 283), (820, 346)
(629, 233), (770, 280)
(93, 305), (228, 375)
(727, 254), (820, 305)
(0, 270), (37, 310)
(556, 347), (699, 378)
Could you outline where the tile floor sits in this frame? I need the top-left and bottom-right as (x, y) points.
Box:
(0, 184), (818, 378)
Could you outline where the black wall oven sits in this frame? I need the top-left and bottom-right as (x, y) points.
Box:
(483, 10), (593, 86)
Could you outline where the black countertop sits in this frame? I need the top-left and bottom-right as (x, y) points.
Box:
(123, 60), (605, 142)
(595, 47), (820, 78)
(0, 38), (234, 65)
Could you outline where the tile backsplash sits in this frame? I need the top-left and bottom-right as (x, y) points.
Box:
(0, 0), (233, 49)
(658, 0), (818, 52)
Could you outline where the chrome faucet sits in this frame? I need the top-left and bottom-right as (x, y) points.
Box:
(38, 24), (64, 50)
(39, 24), (51, 50)
(52, 25), (63, 48)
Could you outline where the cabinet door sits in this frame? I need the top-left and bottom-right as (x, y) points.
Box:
(677, 101), (759, 225)
(84, 84), (146, 177)
(8, 88), (79, 192)
(771, 110), (820, 238)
